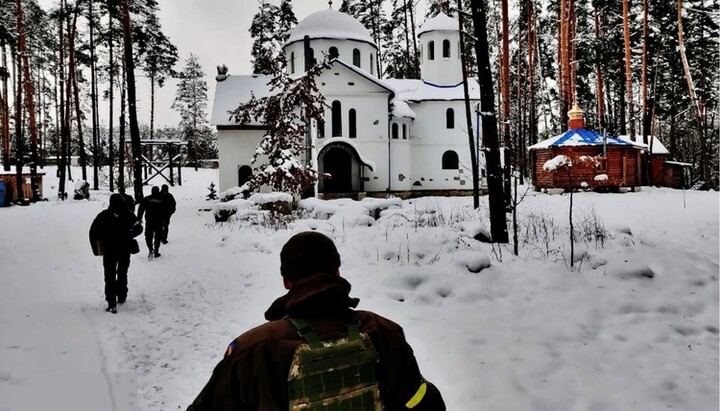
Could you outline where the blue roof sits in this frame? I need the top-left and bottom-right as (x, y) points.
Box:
(528, 128), (637, 150)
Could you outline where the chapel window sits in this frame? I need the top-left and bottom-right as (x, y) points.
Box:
(442, 151), (459, 169)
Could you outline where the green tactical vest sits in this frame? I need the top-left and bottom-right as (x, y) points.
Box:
(286, 315), (382, 411)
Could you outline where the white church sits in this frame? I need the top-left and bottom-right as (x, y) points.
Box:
(211, 7), (483, 198)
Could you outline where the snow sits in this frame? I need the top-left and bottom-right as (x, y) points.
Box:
(418, 12), (459, 35)
(543, 154), (572, 171)
(210, 74), (275, 126)
(383, 78), (480, 101)
(391, 99), (416, 119)
(617, 134), (671, 154)
(285, 9), (375, 46)
(595, 174), (609, 181)
(1, 167), (718, 410)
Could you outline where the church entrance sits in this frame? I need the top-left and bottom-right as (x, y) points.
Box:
(322, 147), (352, 193)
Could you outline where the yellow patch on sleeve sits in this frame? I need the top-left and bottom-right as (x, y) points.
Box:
(405, 382), (427, 409)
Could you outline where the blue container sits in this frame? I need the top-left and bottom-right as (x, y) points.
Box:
(0, 181), (5, 206)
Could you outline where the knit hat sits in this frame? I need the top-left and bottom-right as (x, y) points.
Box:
(280, 231), (341, 282)
(108, 193), (126, 211)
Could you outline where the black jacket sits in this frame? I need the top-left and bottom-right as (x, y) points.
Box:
(186, 273), (446, 411)
(137, 193), (165, 225)
(89, 205), (142, 255)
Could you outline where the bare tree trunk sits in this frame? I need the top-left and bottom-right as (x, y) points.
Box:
(408, 0), (419, 78)
(108, 0), (114, 192)
(121, 0), (144, 201)
(58, 0), (68, 199)
(118, 57), (126, 195)
(559, 0), (568, 120)
(594, 8), (606, 130)
(458, 0), (479, 209)
(150, 75), (155, 139)
(677, 0), (706, 183)
(15, 0), (40, 201)
(14, 47), (24, 203)
(527, 0), (537, 147)
(1, 39), (10, 172)
(623, 0), (636, 140)
(89, 0), (99, 190)
(500, 0), (511, 207)
(471, 0), (509, 243)
(67, 6), (86, 183)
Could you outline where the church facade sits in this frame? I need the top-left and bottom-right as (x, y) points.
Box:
(211, 8), (483, 198)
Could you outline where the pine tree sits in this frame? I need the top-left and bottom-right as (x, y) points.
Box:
(229, 56), (328, 196)
(278, 0), (298, 45)
(172, 53), (209, 170)
(136, 11), (179, 140)
(250, 1), (282, 76)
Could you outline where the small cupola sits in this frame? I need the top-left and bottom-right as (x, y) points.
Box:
(568, 103), (585, 129)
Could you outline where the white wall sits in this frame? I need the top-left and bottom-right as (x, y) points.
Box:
(285, 39), (377, 76)
(217, 129), (265, 191)
(408, 100), (479, 190)
(419, 30), (463, 86)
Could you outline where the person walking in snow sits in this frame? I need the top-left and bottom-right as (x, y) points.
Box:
(137, 186), (165, 259)
(186, 231), (446, 411)
(89, 193), (143, 314)
(159, 184), (176, 244)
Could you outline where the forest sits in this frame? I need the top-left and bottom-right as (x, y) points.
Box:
(0, 0), (718, 205)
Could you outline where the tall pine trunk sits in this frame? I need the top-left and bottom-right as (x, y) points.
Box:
(676, 0), (706, 183)
(107, 0), (115, 192)
(622, 0), (636, 140)
(458, 0), (480, 209)
(1, 39), (10, 172)
(594, 8), (606, 130)
(500, 0), (511, 207)
(58, 0), (69, 199)
(15, 0), (40, 201)
(67, 6), (86, 181)
(89, 0), (100, 190)
(471, 0), (509, 243)
(121, 0), (144, 201)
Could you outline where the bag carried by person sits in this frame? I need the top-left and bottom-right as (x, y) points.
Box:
(129, 239), (140, 254)
(286, 315), (381, 411)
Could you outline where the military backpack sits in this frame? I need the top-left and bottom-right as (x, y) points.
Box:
(286, 315), (382, 411)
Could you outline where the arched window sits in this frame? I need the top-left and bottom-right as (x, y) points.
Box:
(446, 108), (455, 129)
(402, 124), (407, 140)
(332, 101), (342, 137)
(442, 151), (459, 169)
(317, 118), (325, 138)
(428, 41), (435, 60)
(353, 49), (361, 67)
(290, 52), (295, 73)
(329, 46), (339, 59)
(349, 109), (357, 138)
(391, 123), (399, 139)
(370, 54), (374, 75)
(442, 40), (451, 58)
(238, 165), (253, 186)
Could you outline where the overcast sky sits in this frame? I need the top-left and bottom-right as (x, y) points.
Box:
(34, 0), (430, 131)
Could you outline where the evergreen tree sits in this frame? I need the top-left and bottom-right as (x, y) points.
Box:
(172, 53), (210, 169)
(136, 11), (179, 140)
(250, 1), (282, 75)
(229, 56), (328, 196)
(278, 0), (298, 45)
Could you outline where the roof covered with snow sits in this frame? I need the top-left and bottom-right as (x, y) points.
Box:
(617, 135), (670, 154)
(211, 75), (276, 126)
(391, 100), (416, 119)
(528, 129), (637, 150)
(383, 78), (480, 101)
(418, 12), (459, 35)
(286, 9), (375, 46)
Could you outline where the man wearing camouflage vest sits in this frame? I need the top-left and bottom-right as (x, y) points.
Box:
(187, 231), (445, 410)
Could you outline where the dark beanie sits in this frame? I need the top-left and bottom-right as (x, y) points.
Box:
(108, 193), (126, 211)
(280, 231), (341, 282)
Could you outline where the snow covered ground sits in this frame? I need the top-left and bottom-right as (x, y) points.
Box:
(0, 167), (718, 411)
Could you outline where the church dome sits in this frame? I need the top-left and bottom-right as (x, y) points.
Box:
(418, 12), (458, 35)
(286, 8), (375, 46)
